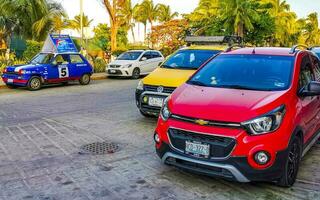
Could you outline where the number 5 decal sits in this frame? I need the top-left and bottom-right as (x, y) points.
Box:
(58, 66), (69, 78)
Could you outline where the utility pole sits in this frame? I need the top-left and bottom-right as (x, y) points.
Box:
(80, 0), (84, 48)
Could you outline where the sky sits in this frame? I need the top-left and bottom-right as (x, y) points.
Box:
(56, 0), (320, 41)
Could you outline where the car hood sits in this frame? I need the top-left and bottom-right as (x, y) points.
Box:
(170, 84), (290, 123)
(6, 64), (39, 72)
(108, 60), (136, 66)
(143, 67), (196, 88)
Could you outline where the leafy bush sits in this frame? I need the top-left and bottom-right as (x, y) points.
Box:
(22, 40), (43, 61)
(92, 57), (106, 73)
(0, 55), (26, 74)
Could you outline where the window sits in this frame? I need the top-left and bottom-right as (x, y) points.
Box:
(162, 50), (220, 70)
(116, 51), (143, 60)
(142, 52), (153, 60)
(53, 54), (69, 65)
(188, 54), (294, 91)
(70, 55), (84, 64)
(30, 53), (54, 64)
(298, 55), (314, 91)
(151, 51), (162, 58)
(311, 55), (320, 81)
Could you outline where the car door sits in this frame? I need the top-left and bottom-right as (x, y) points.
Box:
(149, 51), (164, 72)
(298, 54), (319, 142)
(139, 51), (152, 74)
(69, 54), (87, 79)
(310, 54), (320, 132)
(49, 54), (70, 83)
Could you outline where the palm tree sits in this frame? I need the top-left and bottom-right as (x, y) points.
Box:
(120, 0), (136, 43)
(138, 0), (158, 28)
(156, 4), (179, 23)
(68, 14), (93, 33)
(261, 0), (298, 46)
(220, 0), (259, 38)
(133, 3), (148, 40)
(51, 16), (69, 35)
(0, 0), (65, 41)
(304, 12), (320, 45)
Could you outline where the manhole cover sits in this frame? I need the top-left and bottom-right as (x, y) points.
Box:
(79, 142), (120, 155)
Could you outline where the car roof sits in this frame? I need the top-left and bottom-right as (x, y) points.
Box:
(221, 47), (298, 57)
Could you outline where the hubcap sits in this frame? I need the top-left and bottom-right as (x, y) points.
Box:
(31, 78), (40, 89)
(83, 75), (89, 83)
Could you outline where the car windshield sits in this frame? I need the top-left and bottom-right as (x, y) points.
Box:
(188, 54), (294, 91)
(161, 49), (220, 70)
(30, 53), (54, 64)
(312, 48), (320, 58)
(117, 52), (143, 60)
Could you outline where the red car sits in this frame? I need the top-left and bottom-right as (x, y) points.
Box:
(154, 46), (320, 187)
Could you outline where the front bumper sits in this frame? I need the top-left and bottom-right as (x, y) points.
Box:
(156, 142), (287, 182)
(106, 68), (131, 76)
(2, 74), (29, 86)
(135, 89), (170, 116)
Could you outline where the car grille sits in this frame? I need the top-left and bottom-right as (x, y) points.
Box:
(168, 128), (236, 159)
(109, 65), (121, 68)
(144, 85), (176, 94)
(4, 72), (19, 75)
(108, 69), (122, 75)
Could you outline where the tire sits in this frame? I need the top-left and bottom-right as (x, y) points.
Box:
(62, 82), (69, 86)
(79, 74), (91, 85)
(140, 110), (155, 118)
(27, 76), (42, 91)
(277, 135), (302, 187)
(132, 68), (140, 79)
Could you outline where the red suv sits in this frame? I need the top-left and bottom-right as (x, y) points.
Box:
(154, 46), (320, 187)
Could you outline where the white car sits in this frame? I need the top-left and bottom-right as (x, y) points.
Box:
(106, 50), (165, 79)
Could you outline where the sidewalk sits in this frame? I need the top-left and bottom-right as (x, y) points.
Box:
(0, 72), (107, 89)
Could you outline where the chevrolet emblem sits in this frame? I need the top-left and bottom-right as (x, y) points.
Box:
(195, 119), (209, 126)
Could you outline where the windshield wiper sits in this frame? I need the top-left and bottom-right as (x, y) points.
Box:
(217, 84), (267, 91)
(188, 80), (208, 86)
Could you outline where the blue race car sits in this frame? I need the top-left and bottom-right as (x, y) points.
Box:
(1, 34), (93, 91)
(2, 52), (93, 90)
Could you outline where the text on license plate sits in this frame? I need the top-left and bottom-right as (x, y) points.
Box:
(7, 79), (13, 83)
(148, 97), (164, 107)
(185, 141), (210, 157)
(109, 69), (116, 73)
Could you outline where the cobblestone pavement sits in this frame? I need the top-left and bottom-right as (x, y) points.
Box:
(0, 79), (319, 200)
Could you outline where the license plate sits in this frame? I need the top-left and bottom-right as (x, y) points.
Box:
(7, 79), (13, 83)
(148, 97), (164, 107)
(185, 141), (210, 157)
(109, 69), (116, 74)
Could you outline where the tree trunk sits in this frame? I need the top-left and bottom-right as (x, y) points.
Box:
(131, 27), (136, 43)
(237, 23), (244, 38)
(144, 23), (147, 43)
(111, 21), (118, 52)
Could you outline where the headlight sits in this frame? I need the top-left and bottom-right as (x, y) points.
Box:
(241, 105), (286, 135)
(18, 69), (26, 74)
(136, 80), (144, 90)
(123, 64), (132, 68)
(3, 68), (7, 73)
(160, 97), (171, 121)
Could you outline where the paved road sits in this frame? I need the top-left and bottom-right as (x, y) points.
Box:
(0, 79), (319, 200)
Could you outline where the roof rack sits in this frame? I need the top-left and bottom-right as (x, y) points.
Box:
(289, 45), (309, 54)
(225, 44), (245, 52)
(185, 36), (242, 46)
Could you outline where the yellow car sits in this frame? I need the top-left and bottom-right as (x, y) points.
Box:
(135, 45), (224, 117)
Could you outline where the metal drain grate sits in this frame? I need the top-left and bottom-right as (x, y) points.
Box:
(79, 142), (120, 155)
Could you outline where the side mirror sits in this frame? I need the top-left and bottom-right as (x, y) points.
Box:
(141, 57), (147, 61)
(299, 81), (320, 97)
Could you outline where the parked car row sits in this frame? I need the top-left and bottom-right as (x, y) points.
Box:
(135, 44), (320, 187)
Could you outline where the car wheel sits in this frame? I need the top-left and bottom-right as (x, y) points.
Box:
(277, 135), (302, 187)
(62, 82), (69, 86)
(79, 74), (91, 85)
(132, 68), (140, 79)
(140, 110), (156, 118)
(27, 76), (42, 91)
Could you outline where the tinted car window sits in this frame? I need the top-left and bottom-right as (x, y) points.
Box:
(188, 54), (294, 91)
(311, 55), (320, 81)
(117, 52), (143, 60)
(142, 52), (153, 60)
(151, 52), (162, 58)
(298, 55), (314, 91)
(162, 50), (220, 70)
(70, 54), (84, 64)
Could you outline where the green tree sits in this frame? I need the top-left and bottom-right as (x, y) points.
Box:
(51, 16), (69, 34)
(133, 3), (148, 39)
(220, 0), (259, 38)
(304, 12), (320, 46)
(0, 0), (65, 41)
(156, 5), (179, 23)
(68, 14), (93, 33)
(92, 23), (111, 52)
